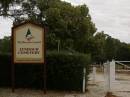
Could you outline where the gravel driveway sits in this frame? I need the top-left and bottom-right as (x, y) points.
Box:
(0, 88), (86, 97)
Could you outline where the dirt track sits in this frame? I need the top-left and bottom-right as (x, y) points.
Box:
(1, 72), (130, 97)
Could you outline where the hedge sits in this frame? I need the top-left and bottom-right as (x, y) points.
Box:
(0, 51), (91, 91)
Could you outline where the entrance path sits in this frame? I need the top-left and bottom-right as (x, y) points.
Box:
(87, 72), (130, 97)
(112, 73), (130, 97)
(1, 73), (130, 97)
(87, 72), (107, 97)
(0, 73), (106, 97)
(0, 88), (86, 97)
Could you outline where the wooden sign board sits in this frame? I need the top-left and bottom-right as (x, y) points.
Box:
(11, 21), (46, 93)
(12, 21), (45, 64)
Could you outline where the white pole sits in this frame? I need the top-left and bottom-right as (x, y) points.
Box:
(82, 68), (86, 93)
(93, 67), (96, 84)
(110, 60), (115, 82)
(104, 63), (107, 79)
(104, 61), (110, 92)
(109, 60), (115, 92)
(108, 62), (111, 92)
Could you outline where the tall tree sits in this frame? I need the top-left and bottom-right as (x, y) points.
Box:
(92, 32), (107, 63)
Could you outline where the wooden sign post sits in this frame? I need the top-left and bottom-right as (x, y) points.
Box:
(11, 21), (46, 93)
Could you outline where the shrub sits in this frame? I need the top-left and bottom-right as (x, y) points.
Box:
(0, 51), (91, 91)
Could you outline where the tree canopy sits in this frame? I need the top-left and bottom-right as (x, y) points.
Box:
(0, 0), (130, 63)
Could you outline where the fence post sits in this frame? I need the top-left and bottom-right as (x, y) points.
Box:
(82, 68), (86, 93)
(93, 66), (96, 84)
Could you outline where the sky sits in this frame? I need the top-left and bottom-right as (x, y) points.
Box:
(64, 0), (130, 43)
(0, 17), (13, 39)
(0, 0), (130, 43)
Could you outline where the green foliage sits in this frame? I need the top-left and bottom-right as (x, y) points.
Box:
(1, 0), (130, 64)
(0, 0), (22, 16)
(0, 53), (11, 87)
(93, 32), (130, 63)
(46, 51), (91, 90)
(0, 0), (97, 53)
(92, 32), (107, 63)
(0, 51), (91, 91)
(116, 43), (130, 61)
(0, 36), (11, 54)
(44, 1), (96, 52)
(0, 0), (13, 15)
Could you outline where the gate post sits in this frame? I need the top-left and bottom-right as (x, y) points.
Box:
(110, 60), (115, 83)
(108, 60), (115, 92)
(105, 60), (115, 92)
(104, 61), (110, 92)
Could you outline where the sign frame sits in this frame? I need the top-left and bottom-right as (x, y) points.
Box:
(11, 21), (47, 93)
(12, 21), (45, 64)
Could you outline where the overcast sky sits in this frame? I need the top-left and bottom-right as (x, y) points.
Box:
(0, 17), (13, 39)
(0, 0), (130, 43)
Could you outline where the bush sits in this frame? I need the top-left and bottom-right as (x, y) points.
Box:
(0, 54), (11, 87)
(0, 51), (91, 91)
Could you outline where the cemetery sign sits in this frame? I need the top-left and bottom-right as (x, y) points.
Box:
(12, 21), (45, 63)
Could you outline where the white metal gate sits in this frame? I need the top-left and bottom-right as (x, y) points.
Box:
(104, 60), (130, 92)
